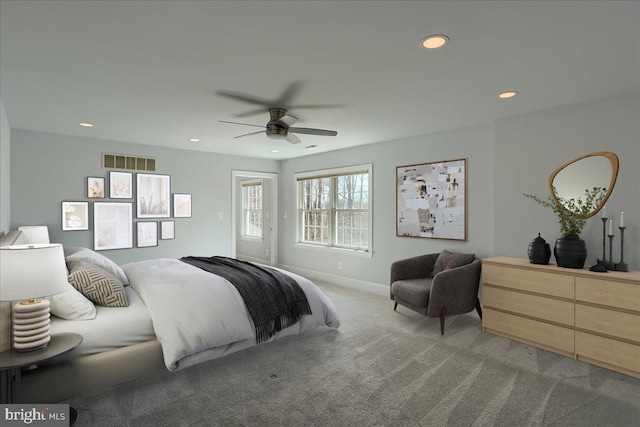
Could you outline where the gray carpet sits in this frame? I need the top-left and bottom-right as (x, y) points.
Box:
(66, 281), (640, 427)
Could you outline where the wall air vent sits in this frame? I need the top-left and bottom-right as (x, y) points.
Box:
(103, 153), (156, 172)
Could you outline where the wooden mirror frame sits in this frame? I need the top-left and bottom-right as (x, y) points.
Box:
(548, 151), (619, 219)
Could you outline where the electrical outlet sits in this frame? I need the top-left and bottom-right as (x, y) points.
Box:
(264, 250), (270, 256)
(338, 261), (343, 270)
(283, 212), (288, 218)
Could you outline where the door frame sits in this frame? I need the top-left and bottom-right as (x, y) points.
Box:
(231, 170), (278, 265)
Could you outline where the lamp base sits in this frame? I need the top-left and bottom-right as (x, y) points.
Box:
(12, 299), (51, 352)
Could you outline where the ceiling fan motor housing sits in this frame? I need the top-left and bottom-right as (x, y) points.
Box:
(266, 108), (289, 139)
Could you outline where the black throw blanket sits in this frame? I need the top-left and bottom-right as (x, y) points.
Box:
(180, 256), (312, 344)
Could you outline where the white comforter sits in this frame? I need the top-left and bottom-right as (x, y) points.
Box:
(122, 258), (340, 371)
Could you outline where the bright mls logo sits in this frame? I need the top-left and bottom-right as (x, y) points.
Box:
(1, 405), (68, 426)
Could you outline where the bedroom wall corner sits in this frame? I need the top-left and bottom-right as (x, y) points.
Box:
(0, 98), (10, 234)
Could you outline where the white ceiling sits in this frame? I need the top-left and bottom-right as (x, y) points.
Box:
(1, 1), (638, 160)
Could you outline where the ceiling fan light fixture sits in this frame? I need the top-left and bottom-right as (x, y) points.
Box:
(420, 34), (449, 50)
(498, 91), (518, 99)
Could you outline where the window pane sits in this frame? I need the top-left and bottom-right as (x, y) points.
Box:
(242, 183), (263, 237)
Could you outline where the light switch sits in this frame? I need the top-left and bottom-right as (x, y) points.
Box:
(218, 212), (223, 219)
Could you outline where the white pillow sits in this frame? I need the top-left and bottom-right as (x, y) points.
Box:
(64, 247), (129, 285)
(49, 285), (97, 320)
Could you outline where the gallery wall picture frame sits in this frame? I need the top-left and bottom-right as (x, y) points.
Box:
(109, 171), (133, 199)
(87, 177), (105, 198)
(93, 202), (133, 250)
(137, 173), (171, 218)
(173, 193), (192, 218)
(136, 221), (158, 248)
(396, 158), (467, 241)
(62, 201), (90, 231)
(160, 221), (175, 240)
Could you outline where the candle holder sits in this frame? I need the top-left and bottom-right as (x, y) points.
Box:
(615, 226), (628, 272)
(592, 217), (612, 272)
(603, 234), (616, 271)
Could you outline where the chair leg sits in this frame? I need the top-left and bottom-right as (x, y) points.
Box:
(393, 302), (398, 311)
(440, 306), (446, 335)
(475, 298), (483, 319)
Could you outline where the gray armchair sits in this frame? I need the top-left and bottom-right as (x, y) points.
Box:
(390, 252), (482, 335)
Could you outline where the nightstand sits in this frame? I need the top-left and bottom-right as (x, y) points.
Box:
(0, 332), (83, 404)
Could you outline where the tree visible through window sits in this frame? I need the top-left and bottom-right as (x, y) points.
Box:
(242, 181), (263, 238)
(297, 166), (371, 251)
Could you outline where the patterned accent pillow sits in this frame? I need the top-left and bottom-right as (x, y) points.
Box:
(429, 250), (475, 277)
(67, 260), (129, 307)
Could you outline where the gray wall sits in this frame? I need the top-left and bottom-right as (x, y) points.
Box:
(494, 92), (640, 270)
(10, 129), (279, 265)
(278, 122), (495, 286)
(0, 100), (10, 234)
(6, 92), (639, 290)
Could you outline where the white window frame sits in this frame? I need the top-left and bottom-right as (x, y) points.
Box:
(241, 179), (263, 239)
(294, 164), (373, 258)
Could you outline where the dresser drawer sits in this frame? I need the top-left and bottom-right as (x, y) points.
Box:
(575, 277), (640, 312)
(576, 331), (640, 375)
(575, 304), (640, 343)
(484, 308), (574, 354)
(484, 286), (574, 326)
(483, 264), (574, 299)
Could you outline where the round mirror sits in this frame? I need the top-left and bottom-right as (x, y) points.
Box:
(548, 152), (618, 218)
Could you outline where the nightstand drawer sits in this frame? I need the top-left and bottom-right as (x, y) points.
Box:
(484, 286), (574, 326)
(484, 308), (574, 354)
(575, 277), (640, 312)
(483, 264), (574, 299)
(575, 304), (640, 343)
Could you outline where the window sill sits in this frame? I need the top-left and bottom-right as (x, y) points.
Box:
(291, 243), (373, 258)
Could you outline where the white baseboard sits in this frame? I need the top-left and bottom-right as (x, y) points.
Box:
(278, 263), (389, 297)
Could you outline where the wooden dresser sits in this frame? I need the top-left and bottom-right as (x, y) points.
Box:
(482, 257), (640, 378)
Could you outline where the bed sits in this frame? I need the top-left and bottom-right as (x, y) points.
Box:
(0, 230), (340, 403)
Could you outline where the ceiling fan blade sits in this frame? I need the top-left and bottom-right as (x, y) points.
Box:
(289, 127), (337, 137)
(235, 108), (271, 118)
(276, 81), (302, 106)
(285, 132), (301, 144)
(219, 120), (265, 129)
(216, 90), (273, 107)
(234, 130), (265, 139)
(288, 104), (346, 110)
(275, 114), (298, 127)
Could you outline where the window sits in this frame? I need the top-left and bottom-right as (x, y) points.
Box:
(296, 165), (372, 252)
(242, 180), (263, 238)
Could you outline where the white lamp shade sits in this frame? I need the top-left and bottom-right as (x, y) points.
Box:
(0, 244), (69, 301)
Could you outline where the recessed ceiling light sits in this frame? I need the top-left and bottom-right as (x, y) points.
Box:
(189, 138), (200, 142)
(79, 122), (93, 128)
(420, 35), (449, 50)
(498, 91), (518, 99)
(271, 149), (280, 153)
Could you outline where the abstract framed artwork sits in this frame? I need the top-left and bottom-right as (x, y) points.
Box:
(93, 202), (133, 250)
(173, 193), (192, 218)
(396, 158), (467, 240)
(87, 177), (105, 198)
(137, 173), (171, 218)
(62, 201), (89, 231)
(109, 171), (133, 199)
(160, 221), (175, 240)
(136, 221), (158, 248)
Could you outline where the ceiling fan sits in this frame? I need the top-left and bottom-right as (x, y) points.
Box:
(219, 108), (337, 144)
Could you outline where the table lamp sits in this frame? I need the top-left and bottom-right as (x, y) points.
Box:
(0, 244), (69, 352)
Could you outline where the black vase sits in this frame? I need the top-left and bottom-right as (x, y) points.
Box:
(554, 235), (587, 269)
(528, 233), (551, 265)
